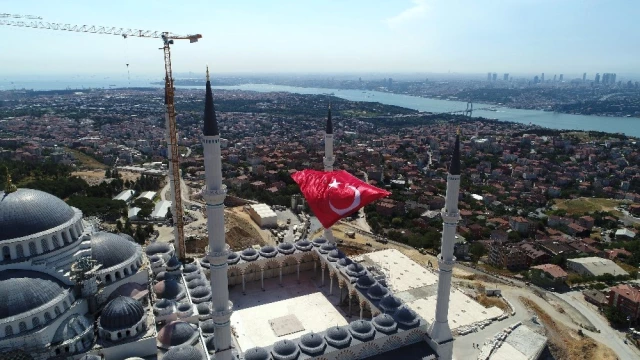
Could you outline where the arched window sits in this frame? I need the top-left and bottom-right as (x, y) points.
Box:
(62, 301), (69, 309)
(117, 332), (122, 339)
(123, 268), (130, 276)
(2, 246), (10, 260)
(44, 312), (52, 322)
(18, 322), (27, 332)
(41, 238), (50, 252)
(54, 306), (61, 316)
(62, 231), (69, 244)
(28, 242), (37, 255)
(115, 272), (121, 280)
(105, 274), (112, 283)
(16, 244), (24, 258)
(70, 227), (77, 239)
(5, 325), (13, 336)
(126, 330), (131, 336)
(32, 317), (40, 328)
(52, 235), (60, 248)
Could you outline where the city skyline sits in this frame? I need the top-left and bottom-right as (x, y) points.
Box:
(1, 0), (639, 77)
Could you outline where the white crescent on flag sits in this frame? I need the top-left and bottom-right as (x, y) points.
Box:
(328, 178), (361, 216)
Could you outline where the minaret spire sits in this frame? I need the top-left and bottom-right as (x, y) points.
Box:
(427, 130), (461, 360)
(3, 166), (17, 194)
(326, 103), (333, 134)
(201, 67), (233, 360)
(203, 66), (219, 136)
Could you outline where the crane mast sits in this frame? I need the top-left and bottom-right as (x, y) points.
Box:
(162, 35), (186, 261)
(1, 15), (200, 261)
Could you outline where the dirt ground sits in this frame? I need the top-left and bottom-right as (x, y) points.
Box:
(186, 208), (267, 254)
(520, 297), (616, 360)
(71, 170), (141, 186)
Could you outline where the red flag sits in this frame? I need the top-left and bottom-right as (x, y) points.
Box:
(291, 169), (391, 229)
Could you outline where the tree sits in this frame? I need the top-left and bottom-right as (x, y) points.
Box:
(116, 220), (123, 232)
(469, 242), (486, 262)
(105, 169), (112, 178)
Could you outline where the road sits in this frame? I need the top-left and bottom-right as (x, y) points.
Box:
(158, 176), (206, 243)
(557, 291), (640, 360)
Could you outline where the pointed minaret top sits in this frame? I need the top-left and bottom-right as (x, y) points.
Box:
(326, 103), (333, 135)
(450, 133), (460, 175)
(203, 67), (219, 136)
(3, 166), (17, 194)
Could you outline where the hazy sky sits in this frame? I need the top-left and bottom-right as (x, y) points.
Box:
(1, 0), (638, 78)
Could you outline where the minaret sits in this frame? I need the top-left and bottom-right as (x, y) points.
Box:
(427, 130), (461, 360)
(322, 104), (336, 244)
(201, 67), (233, 359)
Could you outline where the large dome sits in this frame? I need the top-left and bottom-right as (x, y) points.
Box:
(0, 189), (76, 241)
(0, 270), (68, 319)
(91, 232), (139, 269)
(99, 296), (144, 331)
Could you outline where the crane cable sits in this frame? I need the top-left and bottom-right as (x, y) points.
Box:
(123, 35), (131, 87)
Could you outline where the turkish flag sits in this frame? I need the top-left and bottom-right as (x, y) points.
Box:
(291, 170), (391, 229)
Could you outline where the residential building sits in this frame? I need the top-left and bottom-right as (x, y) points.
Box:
(529, 264), (568, 288)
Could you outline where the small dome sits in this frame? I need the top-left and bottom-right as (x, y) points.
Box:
(184, 272), (203, 282)
(157, 321), (198, 348)
(145, 241), (171, 256)
(154, 298), (174, 309)
(227, 252), (240, 264)
(259, 245), (277, 258)
(187, 278), (207, 289)
(177, 303), (192, 312)
(355, 274), (376, 289)
(205, 335), (216, 351)
(349, 320), (375, 340)
(277, 242), (295, 254)
(372, 314), (397, 333)
(52, 314), (92, 345)
(190, 286), (211, 297)
(0, 188), (76, 241)
(367, 283), (389, 299)
(244, 347), (270, 360)
(379, 295), (403, 312)
(345, 262), (366, 277)
(394, 306), (419, 326)
(153, 279), (185, 300)
(197, 302), (211, 315)
(155, 271), (173, 282)
(300, 332), (326, 355)
(201, 256), (210, 264)
(319, 243), (335, 254)
(149, 255), (162, 263)
(337, 257), (353, 267)
(100, 296), (144, 331)
(312, 237), (327, 246)
(240, 248), (259, 261)
(91, 232), (139, 269)
(183, 263), (198, 273)
(325, 326), (351, 348)
(295, 239), (312, 251)
(162, 345), (204, 360)
(200, 319), (215, 334)
(327, 249), (345, 262)
(272, 339), (299, 360)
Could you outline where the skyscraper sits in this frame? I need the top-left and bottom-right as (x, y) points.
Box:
(595, 73), (600, 84)
(541, 73), (545, 82)
(428, 131), (461, 360)
(487, 72), (492, 81)
(559, 74), (563, 82)
(201, 67), (234, 360)
(492, 73), (497, 81)
(533, 75), (539, 84)
(583, 73), (587, 82)
(553, 74), (557, 82)
(503, 73), (509, 81)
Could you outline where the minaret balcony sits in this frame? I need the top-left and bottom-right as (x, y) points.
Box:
(208, 244), (231, 265)
(211, 301), (234, 322)
(203, 185), (227, 204)
(440, 209), (460, 222)
(437, 254), (456, 271)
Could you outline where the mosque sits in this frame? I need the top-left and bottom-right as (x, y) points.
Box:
(0, 70), (471, 360)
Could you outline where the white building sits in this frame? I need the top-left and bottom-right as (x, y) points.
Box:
(567, 257), (629, 277)
(112, 189), (135, 203)
(137, 191), (156, 201)
(248, 203), (278, 228)
(151, 200), (172, 220)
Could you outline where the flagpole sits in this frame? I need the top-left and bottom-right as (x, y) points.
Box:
(323, 103), (336, 244)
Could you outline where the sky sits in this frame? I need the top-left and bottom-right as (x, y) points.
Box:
(1, 0), (639, 79)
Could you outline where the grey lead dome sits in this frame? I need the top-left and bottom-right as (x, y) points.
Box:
(163, 345), (205, 360)
(0, 269), (69, 319)
(244, 347), (269, 360)
(99, 296), (144, 331)
(0, 188), (75, 241)
(91, 232), (138, 269)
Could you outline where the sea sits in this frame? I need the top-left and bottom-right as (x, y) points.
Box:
(2, 79), (639, 138)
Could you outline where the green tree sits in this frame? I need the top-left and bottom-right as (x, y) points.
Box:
(469, 242), (486, 262)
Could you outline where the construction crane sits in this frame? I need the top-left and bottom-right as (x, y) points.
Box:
(1, 15), (201, 261)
